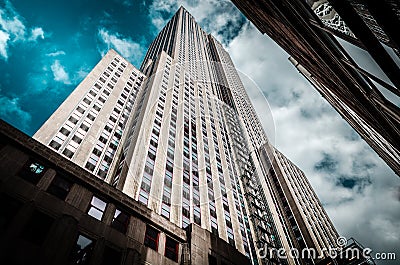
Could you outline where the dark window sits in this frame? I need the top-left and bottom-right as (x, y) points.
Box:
(63, 148), (74, 158)
(111, 209), (129, 234)
(72, 135), (82, 144)
(68, 116), (78, 124)
(101, 245), (122, 265)
(165, 236), (178, 262)
(49, 140), (61, 150)
(0, 193), (23, 233)
(80, 123), (89, 131)
(87, 113), (95, 121)
(144, 225), (159, 251)
(70, 234), (95, 265)
(208, 254), (217, 265)
(85, 162), (95, 172)
(46, 174), (73, 200)
(18, 160), (45, 184)
(21, 210), (54, 245)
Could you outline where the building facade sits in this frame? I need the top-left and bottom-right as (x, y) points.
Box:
(33, 6), (342, 265)
(34, 49), (146, 181)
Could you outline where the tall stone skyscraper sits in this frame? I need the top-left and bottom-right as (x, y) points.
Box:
(34, 7), (340, 265)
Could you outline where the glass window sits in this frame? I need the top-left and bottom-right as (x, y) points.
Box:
(18, 160), (45, 184)
(144, 225), (159, 251)
(46, 174), (73, 200)
(87, 196), (107, 220)
(62, 148), (74, 158)
(72, 135), (82, 144)
(70, 234), (95, 265)
(49, 140), (61, 150)
(111, 209), (129, 234)
(165, 236), (178, 262)
(85, 161), (96, 172)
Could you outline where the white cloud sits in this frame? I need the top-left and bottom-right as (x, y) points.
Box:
(98, 28), (144, 66)
(0, 8), (26, 41)
(46, 50), (66, 57)
(0, 1), (45, 60)
(51, 60), (71, 84)
(0, 96), (31, 131)
(0, 30), (10, 59)
(29, 27), (44, 41)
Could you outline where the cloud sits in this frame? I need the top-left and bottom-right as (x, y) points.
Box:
(51, 60), (71, 84)
(98, 28), (145, 66)
(0, 95), (31, 131)
(227, 22), (400, 262)
(46, 50), (66, 57)
(29, 27), (44, 41)
(0, 5), (26, 41)
(0, 30), (10, 59)
(0, 1), (45, 60)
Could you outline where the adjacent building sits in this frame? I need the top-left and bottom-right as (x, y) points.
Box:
(30, 6), (344, 265)
(34, 50), (146, 182)
(230, 0), (400, 177)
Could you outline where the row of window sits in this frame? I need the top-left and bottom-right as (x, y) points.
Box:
(84, 66), (143, 179)
(138, 75), (168, 205)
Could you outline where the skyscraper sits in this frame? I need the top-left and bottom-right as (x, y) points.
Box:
(34, 6), (341, 265)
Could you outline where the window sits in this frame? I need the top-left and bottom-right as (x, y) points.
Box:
(165, 236), (178, 262)
(21, 210), (54, 245)
(87, 113), (96, 121)
(18, 160), (45, 184)
(85, 161), (95, 172)
(62, 148), (74, 158)
(70, 234), (95, 265)
(87, 196), (107, 220)
(72, 135), (82, 144)
(46, 174), (73, 200)
(49, 140), (61, 150)
(68, 116), (79, 124)
(111, 209), (129, 234)
(80, 123), (89, 131)
(144, 225), (159, 251)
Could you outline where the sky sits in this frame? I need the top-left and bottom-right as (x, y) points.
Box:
(0, 0), (399, 263)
